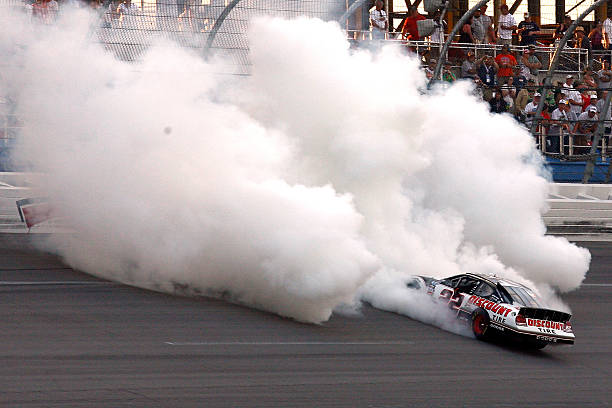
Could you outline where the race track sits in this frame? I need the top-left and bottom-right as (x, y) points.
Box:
(1, 235), (611, 407)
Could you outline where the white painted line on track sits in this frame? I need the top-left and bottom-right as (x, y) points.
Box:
(582, 283), (612, 287)
(164, 341), (414, 346)
(0, 281), (115, 286)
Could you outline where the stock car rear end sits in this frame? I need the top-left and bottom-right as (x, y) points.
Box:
(409, 273), (575, 349)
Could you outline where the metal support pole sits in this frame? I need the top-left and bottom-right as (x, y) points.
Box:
(205, 0), (242, 51)
(530, 0), (609, 137)
(430, 0), (491, 85)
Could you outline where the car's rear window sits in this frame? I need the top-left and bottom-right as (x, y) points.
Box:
(504, 286), (541, 307)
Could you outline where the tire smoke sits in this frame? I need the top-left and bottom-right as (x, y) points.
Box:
(0, 10), (590, 325)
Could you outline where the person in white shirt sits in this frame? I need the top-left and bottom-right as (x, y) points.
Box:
(603, 17), (612, 49)
(563, 75), (583, 115)
(549, 99), (576, 153)
(523, 92), (541, 127)
(370, 0), (388, 40)
(498, 4), (517, 45)
(574, 106), (599, 153)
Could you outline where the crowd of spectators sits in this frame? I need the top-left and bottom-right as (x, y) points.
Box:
(423, 44), (612, 153)
(21, 0), (210, 31)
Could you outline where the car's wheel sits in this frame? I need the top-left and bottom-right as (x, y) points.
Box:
(471, 309), (490, 340)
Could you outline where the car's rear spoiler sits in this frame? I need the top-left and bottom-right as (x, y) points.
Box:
(519, 307), (571, 323)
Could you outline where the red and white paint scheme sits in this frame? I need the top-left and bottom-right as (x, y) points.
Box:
(408, 273), (575, 349)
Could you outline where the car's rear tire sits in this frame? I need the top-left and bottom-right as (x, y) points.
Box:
(471, 309), (490, 340)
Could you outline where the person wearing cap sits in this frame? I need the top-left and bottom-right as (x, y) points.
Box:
(580, 90), (597, 112)
(524, 92), (542, 127)
(520, 45), (541, 80)
(574, 105), (599, 153)
(549, 99), (576, 153)
(462, 52), (486, 79)
(497, 4), (517, 46)
(471, 8), (485, 44)
(442, 61), (456, 83)
(518, 12), (540, 46)
(512, 64), (528, 91)
(575, 26), (593, 69)
(563, 75), (584, 115)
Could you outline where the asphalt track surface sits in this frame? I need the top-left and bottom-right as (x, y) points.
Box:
(0, 235), (611, 407)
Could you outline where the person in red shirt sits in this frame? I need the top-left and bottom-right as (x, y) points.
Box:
(401, 6), (426, 40)
(495, 44), (517, 84)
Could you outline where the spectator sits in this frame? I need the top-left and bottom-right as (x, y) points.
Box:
(596, 91), (612, 141)
(513, 64), (528, 91)
(459, 16), (474, 43)
(402, 6), (425, 41)
(47, 0), (59, 21)
(461, 52), (480, 79)
(424, 58), (436, 80)
(495, 44), (517, 84)
(555, 15), (572, 42)
(574, 26), (592, 69)
(549, 99), (575, 153)
(520, 44), (542, 80)
(589, 21), (604, 50)
(118, 0), (139, 28)
(489, 89), (508, 113)
(478, 55), (498, 100)
(573, 105), (599, 153)
(579, 87), (592, 111)
(501, 76), (517, 111)
(429, 10), (446, 45)
(563, 75), (584, 115)
(442, 61), (456, 83)
(370, 0), (388, 40)
(472, 8), (485, 44)
(583, 69), (598, 89)
(515, 78), (533, 118)
(497, 4), (517, 46)
(604, 15), (612, 49)
(523, 92), (542, 128)
(523, 91), (541, 127)
(598, 59), (612, 88)
(518, 12), (540, 46)
(32, 0), (47, 22)
(479, 4), (495, 43)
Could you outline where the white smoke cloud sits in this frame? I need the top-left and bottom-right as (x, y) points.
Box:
(0, 9), (590, 327)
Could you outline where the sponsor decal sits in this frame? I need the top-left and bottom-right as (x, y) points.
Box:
(536, 335), (558, 342)
(468, 295), (512, 317)
(527, 319), (564, 331)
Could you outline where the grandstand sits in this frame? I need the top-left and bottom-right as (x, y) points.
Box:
(3, 0), (612, 181)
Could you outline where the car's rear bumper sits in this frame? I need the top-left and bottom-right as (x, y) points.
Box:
(489, 322), (575, 345)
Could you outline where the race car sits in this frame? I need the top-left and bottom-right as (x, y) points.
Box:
(406, 273), (575, 349)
